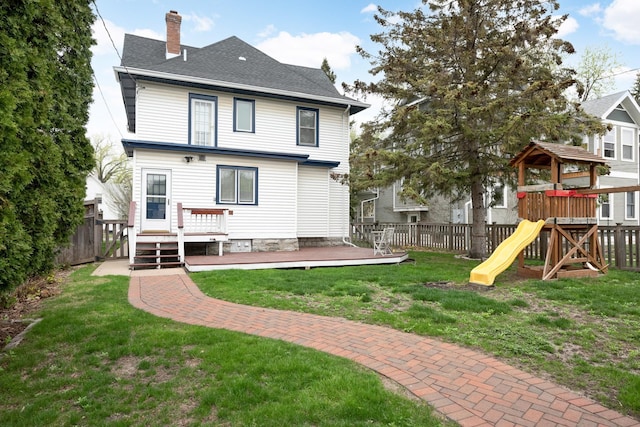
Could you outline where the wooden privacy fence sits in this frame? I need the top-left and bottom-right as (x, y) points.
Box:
(352, 222), (640, 271)
(55, 199), (129, 265)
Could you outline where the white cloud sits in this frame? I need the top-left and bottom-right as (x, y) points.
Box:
(603, 0), (640, 45)
(91, 19), (162, 56)
(579, 3), (602, 17)
(361, 3), (377, 14)
(256, 31), (360, 70)
(556, 15), (579, 38)
(258, 24), (277, 38)
(91, 19), (125, 56)
(182, 13), (215, 32)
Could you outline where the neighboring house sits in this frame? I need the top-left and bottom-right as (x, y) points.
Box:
(355, 179), (518, 225)
(85, 173), (117, 220)
(580, 91), (640, 226)
(356, 91), (640, 227)
(115, 11), (368, 265)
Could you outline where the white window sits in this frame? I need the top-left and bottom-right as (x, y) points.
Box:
(621, 127), (635, 161)
(217, 166), (257, 205)
(490, 183), (507, 208)
(190, 94), (217, 146)
(626, 191), (636, 220)
(234, 98), (255, 132)
(603, 128), (615, 159)
(600, 193), (612, 220)
(297, 107), (318, 146)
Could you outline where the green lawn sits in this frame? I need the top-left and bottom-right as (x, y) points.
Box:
(192, 250), (640, 420)
(0, 266), (447, 426)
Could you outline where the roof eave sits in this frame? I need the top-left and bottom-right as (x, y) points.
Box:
(114, 66), (370, 114)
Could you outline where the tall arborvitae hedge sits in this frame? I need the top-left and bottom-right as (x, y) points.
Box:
(0, 1), (95, 294)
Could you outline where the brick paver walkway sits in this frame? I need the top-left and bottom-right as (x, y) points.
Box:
(129, 273), (638, 427)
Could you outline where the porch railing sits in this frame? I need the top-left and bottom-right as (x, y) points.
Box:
(177, 203), (232, 258)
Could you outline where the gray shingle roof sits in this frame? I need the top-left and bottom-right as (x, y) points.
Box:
(119, 34), (365, 111)
(580, 91), (627, 118)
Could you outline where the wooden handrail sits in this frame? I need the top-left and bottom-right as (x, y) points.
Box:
(127, 201), (136, 227)
(184, 208), (233, 215)
(177, 202), (184, 229)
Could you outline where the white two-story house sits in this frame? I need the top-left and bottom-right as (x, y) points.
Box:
(581, 91), (640, 226)
(115, 11), (368, 268)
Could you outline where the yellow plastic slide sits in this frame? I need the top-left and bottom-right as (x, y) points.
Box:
(469, 219), (545, 286)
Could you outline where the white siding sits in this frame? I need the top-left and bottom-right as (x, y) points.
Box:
(134, 83), (350, 164)
(136, 83), (188, 143)
(132, 150), (298, 238)
(297, 167), (328, 237)
(131, 82), (353, 241)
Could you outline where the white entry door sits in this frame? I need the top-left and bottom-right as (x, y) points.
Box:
(141, 169), (172, 232)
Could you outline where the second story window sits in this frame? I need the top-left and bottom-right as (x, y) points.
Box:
(621, 127), (635, 161)
(190, 94), (217, 146)
(234, 98), (255, 132)
(297, 107), (319, 147)
(603, 128), (615, 159)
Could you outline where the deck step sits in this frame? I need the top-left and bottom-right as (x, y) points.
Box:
(132, 239), (181, 270)
(130, 261), (184, 270)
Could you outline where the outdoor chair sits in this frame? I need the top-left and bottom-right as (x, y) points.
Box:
(373, 227), (394, 256)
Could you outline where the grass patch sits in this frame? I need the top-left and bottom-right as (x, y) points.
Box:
(194, 251), (640, 420)
(0, 266), (447, 426)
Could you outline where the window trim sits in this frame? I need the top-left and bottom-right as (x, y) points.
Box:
(216, 165), (258, 206)
(189, 93), (218, 146)
(599, 192), (613, 220)
(491, 183), (507, 209)
(626, 191), (637, 220)
(621, 127), (635, 162)
(296, 106), (319, 147)
(602, 128), (616, 160)
(233, 97), (255, 133)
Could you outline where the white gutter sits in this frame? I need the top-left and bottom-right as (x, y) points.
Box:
(113, 66), (370, 110)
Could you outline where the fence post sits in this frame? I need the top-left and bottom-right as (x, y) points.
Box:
(614, 223), (624, 269)
(448, 223), (454, 251)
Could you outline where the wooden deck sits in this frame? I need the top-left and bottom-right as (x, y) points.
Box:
(185, 246), (408, 272)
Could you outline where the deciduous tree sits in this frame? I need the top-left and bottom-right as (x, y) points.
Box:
(346, 0), (605, 258)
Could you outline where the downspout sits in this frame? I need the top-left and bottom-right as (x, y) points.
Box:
(342, 104), (358, 247)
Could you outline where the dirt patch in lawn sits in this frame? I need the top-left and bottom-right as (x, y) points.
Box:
(0, 269), (72, 349)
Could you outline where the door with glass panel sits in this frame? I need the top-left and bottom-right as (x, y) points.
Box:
(141, 169), (171, 232)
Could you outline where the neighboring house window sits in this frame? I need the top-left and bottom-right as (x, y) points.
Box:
(603, 128), (615, 159)
(217, 165), (258, 205)
(626, 191), (636, 220)
(490, 183), (506, 208)
(189, 94), (217, 146)
(234, 98), (255, 132)
(297, 107), (319, 146)
(599, 193), (612, 220)
(362, 200), (375, 221)
(621, 127), (635, 161)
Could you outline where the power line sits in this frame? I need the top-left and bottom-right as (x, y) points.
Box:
(92, 71), (123, 139)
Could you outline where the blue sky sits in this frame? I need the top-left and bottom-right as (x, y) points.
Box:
(88, 0), (640, 141)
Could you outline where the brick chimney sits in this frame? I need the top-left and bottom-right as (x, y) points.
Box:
(165, 10), (182, 58)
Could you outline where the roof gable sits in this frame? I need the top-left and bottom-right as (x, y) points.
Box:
(581, 91), (640, 125)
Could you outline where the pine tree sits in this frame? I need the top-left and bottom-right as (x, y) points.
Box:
(346, 0), (605, 258)
(0, 0), (95, 293)
(321, 58), (337, 84)
(631, 72), (640, 103)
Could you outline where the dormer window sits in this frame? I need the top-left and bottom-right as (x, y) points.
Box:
(189, 93), (217, 146)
